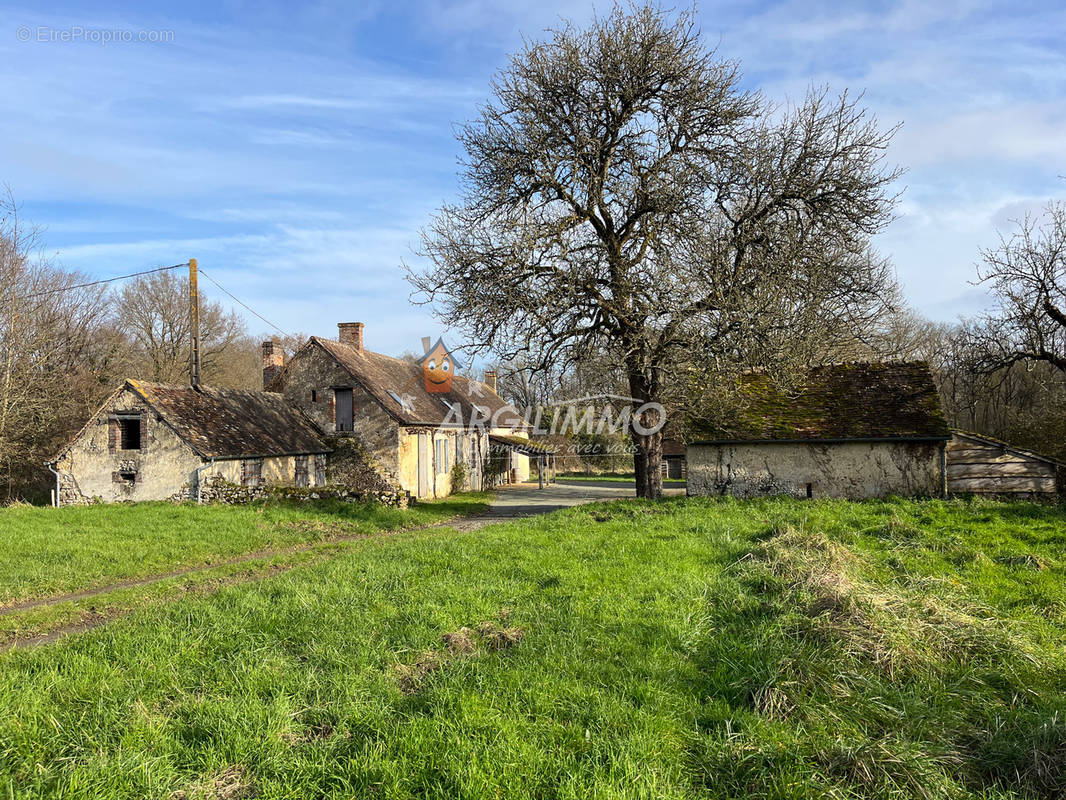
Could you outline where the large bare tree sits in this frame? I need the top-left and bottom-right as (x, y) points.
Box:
(409, 5), (901, 498)
(974, 197), (1066, 374)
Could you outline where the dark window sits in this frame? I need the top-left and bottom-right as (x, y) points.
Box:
(113, 470), (137, 487)
(119, 417), (141, 450)
(241, 458), (263, 487)
(295, 455), (309, 487)
(311, 389), (318, 403)
(335, 388), (353, 432)
(806, 483), (814, 499)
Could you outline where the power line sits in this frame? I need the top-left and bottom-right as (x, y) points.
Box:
(12, 262), (189, 303)
(198, 269), (291, 338)
(8, 258), (292, 339)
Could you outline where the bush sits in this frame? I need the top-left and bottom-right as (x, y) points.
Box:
(450, 461), (468, 494)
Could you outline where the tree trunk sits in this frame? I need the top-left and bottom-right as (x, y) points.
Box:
(628, 370), (664, 500)
(633, 428), (664, 499)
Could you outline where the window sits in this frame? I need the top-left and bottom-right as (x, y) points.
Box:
(118, 416), (141, 450)
(314, 454), (327, 486)
(335, 388), (353, 432)
(295, 455), (309, 487)
(241, 458), (263, 487)
(112, 470), (137, 488)
(311, 389), (318, 403)
(435, 438), (450, 474)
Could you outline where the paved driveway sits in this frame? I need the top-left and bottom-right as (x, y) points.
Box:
(450, 481), (684, 530)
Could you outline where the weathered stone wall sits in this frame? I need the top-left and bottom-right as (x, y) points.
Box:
(686, 440), (943, 500)
(197, 476), (407, 508)
(54, 387), (203, 504)
(279, 342), (403, 483)
(326, 437), (401, 494)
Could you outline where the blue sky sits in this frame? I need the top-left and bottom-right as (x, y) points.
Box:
(2, 0), (1065, 354)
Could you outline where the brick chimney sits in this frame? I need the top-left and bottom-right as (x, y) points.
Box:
(338, 322), (364, 352)
(484, 370), (498, 393)
(261, 340), (283, 389)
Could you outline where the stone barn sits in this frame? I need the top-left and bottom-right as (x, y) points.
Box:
(50, 379), (330, 504)
(686, 362), (952, 500)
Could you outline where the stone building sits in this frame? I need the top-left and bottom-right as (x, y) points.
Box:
(50, 380), (329, 504)
(49, 322), (534, 505)
(266, 322), (532, 499)
(686, 362), (952, 499)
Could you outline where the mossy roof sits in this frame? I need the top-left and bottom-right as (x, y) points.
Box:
(128, 380), (330, 458)
(689, 361), (951, 443)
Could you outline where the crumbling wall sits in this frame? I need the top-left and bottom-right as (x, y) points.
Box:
(327, 437), (402, 494)
(687, 441), (942, 500)
(197, 476), (407, 508)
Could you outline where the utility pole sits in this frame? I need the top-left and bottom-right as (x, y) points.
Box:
(189, 258), (201, 387)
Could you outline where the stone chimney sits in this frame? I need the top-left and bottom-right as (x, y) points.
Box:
(261, 340), (283, 389)
(338, 322), (364, 352)
(484, 370), (498, 393)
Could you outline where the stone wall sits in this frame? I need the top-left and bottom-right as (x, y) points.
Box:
(198, 475), (408, 508)
(278, 341), (403, 484)
(686, 440), (943, 500)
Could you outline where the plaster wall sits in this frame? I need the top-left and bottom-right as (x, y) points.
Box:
(686, 440), (942, 500)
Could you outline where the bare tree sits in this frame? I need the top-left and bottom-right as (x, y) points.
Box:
(116, 270), (247, 384)
(408, 4), (901, 497)
(974, 198), (1066, 373)
(0, 191), (113, 500)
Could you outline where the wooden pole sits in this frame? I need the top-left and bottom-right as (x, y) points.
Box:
(189, 258), (201, 387)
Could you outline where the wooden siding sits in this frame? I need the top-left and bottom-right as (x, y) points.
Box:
(946, 434), (1060, 495)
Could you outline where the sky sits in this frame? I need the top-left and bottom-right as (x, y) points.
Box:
(1, 0), (1064, 355)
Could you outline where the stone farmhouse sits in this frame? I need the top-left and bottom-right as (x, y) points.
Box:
(50, 322), (537, 505)
(265, 322), (537, 497)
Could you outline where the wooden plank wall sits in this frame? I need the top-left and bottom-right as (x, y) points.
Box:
(946, 435), (1059, 494)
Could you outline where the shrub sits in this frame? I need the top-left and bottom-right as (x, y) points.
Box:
(450, 461), (468, 494)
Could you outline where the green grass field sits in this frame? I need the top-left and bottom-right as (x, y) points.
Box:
(2, 497), (1065, 798)
(0, 495), (489, 607)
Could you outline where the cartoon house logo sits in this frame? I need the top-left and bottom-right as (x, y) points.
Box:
(417, 336), (462, 393)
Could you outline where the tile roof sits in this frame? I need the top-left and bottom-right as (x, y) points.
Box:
(128, 380), (329, 459)
(309, 337), (527, 429)
(689, 361), (951, 443)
